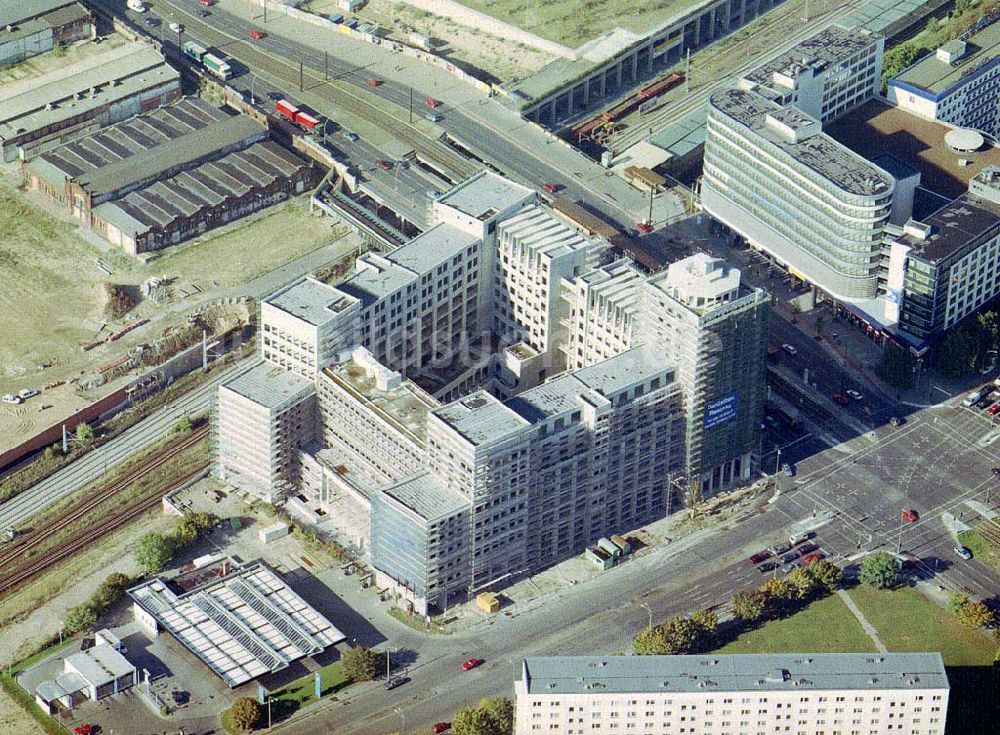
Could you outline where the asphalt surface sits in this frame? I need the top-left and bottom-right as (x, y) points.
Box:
(0, 358), (260, 532)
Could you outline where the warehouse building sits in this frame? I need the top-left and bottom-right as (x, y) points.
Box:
(24, 97), (315, 254)
(0, 0), (94, 68)
(0, 40), (179, 162)
(129, 558), (344, 688)
(514, 653), (949, 735)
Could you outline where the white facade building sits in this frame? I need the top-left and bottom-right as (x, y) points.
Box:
(888, 22), (1000, 137)
(703, 88), (894, 302)
(514, 653), (949, 735)
(740, 24), (883, 124)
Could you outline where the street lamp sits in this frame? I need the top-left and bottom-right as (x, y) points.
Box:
(395, 707), (405, 732)
(640, 602), (652, 631)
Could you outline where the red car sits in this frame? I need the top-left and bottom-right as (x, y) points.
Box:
(376, 159), (392, 170)
(797, 542), (819, 555)
(461, 657), (482, 670)
(832, 392), (850, 406)
(73, 726), (93, 735)
(901, 509), (918, 523)
(636, 221), (652, 234)
(432, 724), (451, 734)
(249, 29), (265, 40)
(542, 182), (558, 193)
(988, 403), (1000, 415)
(198, 0), (215, 5)
(365, 78), (381, 87)
(425, 97), (440, 108)
(748, 550), (772, 565)
(802, 552), (825, 565)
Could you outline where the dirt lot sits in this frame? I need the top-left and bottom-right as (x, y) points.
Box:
(306, 0), (555, 81)
(0, 693), (46, 735)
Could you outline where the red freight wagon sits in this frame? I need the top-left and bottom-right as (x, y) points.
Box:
(275, 99), (299, 120)
(294, 111), (321, 130)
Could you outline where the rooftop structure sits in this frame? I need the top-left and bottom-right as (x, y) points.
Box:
(0, 41), (179, 159)
(430, 390), (531, 447)
(519, 653), (949, 695)
(436, 170), (536, 223)
(0, 0), (82, 28)
(0, 1), (92, 67)
(64, 645), (134, 692)
(826, 99), (1000, 199)
(708, 88), (893, 196)
(379, 472), (469, 524)
(658, 252), (741, 310)
(222, 363), (316, 411)
(892, 21), (1000, 97)
(129, 559), (344, 687)
(264, 277), (358, 328)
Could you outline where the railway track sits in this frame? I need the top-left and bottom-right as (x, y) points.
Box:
(0, 425), (210, 596)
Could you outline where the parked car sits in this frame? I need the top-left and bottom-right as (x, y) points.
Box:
(846, 389), (864, 401)
(749, 550), (772, 565)
(17, 388), (38, 400)
(425, 112), (443, 122)
(144, 16), (161, 26)
(168, 21), (183, 33)
(1, 394), (22, 404)
(461, 657), (482, 670)
(789, 531), (812, 545)
(832, 392), (850, 406)
(769, 543), (791, 556)
(249, 29), (266, 40)
(796, 542), (819, 555)
(780, 551), (800, 564)
(782, 463), (795, 477)
(376, 159), (392, 170)
(901, 509), (918, 523)
(343, 130), (359, 141)
(756, 561), (776, 573)
(781, 343), (797, 356)
(781, 562), (799, 574)
(432, 724), (451, 734)
(889, 415), (905, 425)
(384, 676), (408, 690)
(988, 404), (1000, 416)
(198, 9), (211, 17)
(543, 182), (559, 193)
(954, 545), (973, 560)
(802, 552), (825, 565)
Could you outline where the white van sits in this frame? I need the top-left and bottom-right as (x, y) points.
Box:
(127, 0), (148, 12)
(789, 531), (812, 545)
(962, 390), (983, 407)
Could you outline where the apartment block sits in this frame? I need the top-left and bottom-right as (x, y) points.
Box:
(514, 653), (949, 735)
(562, 259), (644, 371)
(215, 364), (316, 503)
(703, 88), (894, 302)
(740, 24), (883, 124)
(888, 21), (1000, 136)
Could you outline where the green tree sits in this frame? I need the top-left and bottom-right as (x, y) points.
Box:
(881, 43), (923, 88)
(64, 604), (97, 635)
(175, 511), (215, 545)
(935, 321), (978, 377)
(948, 592), (970, 617)
(876, 345), (915, 389)
(785, 567), (817, 601)
(173, 415), (193, 434)
(74, 422), (95, 445)
(134, 531), (175, 574)
(342, 645), (379, 682)
(480, 697), (514, 735)
(957, 600), (995, 629)
(633, 625), (670, 655)
(453, 698), (514, 735)
(663, 615), (698, 654)
(229, 696), (260, 734)
(760, 577), (793, 601)
(690, 608), (719, 646)
(732, 589), (766, 622)
(806, 559), (844, 593)
(90, 572), (132, 610)
(859, 551), (898, 589)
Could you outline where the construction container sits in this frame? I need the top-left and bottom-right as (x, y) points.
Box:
(476, 592), (500, 613)
(597, 537), (622, 559)
(585, 546), (614, 570)
(610, 534), (631, 555)
(259, 521), (290, 544)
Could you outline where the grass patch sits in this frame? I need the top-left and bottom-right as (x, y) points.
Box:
(847, 586), (995, 666)
(389, 606), (450, 635)
(716, 593), (877, 654)
(0, 637), (80, 735)
(958, 524), (1000, 573)
(257, 662), (351, 725)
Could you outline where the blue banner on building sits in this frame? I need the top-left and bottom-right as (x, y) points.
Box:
(704, 392), (739, 429)
(258, 684), (267, 704)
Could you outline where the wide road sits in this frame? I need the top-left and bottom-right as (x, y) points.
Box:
(0, 358), (260, 532)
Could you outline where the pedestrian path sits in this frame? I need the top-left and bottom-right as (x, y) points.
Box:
(837, 589), (887, 653)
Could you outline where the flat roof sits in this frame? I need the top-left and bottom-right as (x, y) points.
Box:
(431, 390), (531, 447)
(521, 653), (949, 695)
(840, 0), (941, 36)
(825, 99), (1000, 199)
(65, 644), (134, 686)
(0, 41), (177, 141)
(264, 277), (358, 327)
(379, 473), (469, 523)
(128, 560), (344, 688)
(898, 191), (1000, 263)
(436, 170), (534, 221)
(222, 363), (314, 410)
(0, 0), (79, 28)
(891, 21), (1000, 97)
(650, 106), (707, 157)
(743, 25), (879, 88)
(709, 88), (893, 196)
(498, 205), (594, 260)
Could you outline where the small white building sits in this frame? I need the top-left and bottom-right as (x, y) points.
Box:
(35, 630), (136, 713)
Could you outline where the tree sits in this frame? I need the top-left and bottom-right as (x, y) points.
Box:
(229, 696), (260, 734)
(731, 589), (766, 622)
(948, 592), (970, 618)
(935, 321), (978, 377)
(342, 645), (379, 682)
(175, 511), (215, 545)
(633, 625), (670, 655)
(881, 43), (924, 88)
(859, 551), (898, 589)
(876, 345), (914, 389)
(785, 567), (817, 601)
(806, 559), (844, 593)
(64, 604), (97, 635)
(663, 615), (698, 654)
(759, 577), (793, 602)
(134, 531), (175, 574)
(957, 600), (995, 629)
(173, 415), (193, 434)
(690, 608), (719, 646)
(74, 422), (95, 445)
(90, 572), (132, 610)
(453, 698), (514, 735)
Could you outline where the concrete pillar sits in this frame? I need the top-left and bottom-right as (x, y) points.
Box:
(615, 61), (623, 87)
(708, 8), (717, 41)
(582, 77), (590, 107)
(630, 52), (638, 83)
(600, 70), (607, 96)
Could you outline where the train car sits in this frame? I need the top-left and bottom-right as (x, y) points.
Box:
(550, 198), (620, 240)
(182, 40), (207, 63)
(639, 72), (684, 100)
(294, 110), (321, 131)
(202, 53), (232, 80)
(275, 99), (299, 121)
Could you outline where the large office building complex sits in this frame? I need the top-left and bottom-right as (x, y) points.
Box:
(0, 40), (180, 162)
(514, 653), (949, 735)
(739, 25), (883, 124)
(703, 88), (894, 302)
(888, 21), (1000, 137)
(216, 173), (769, 613)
